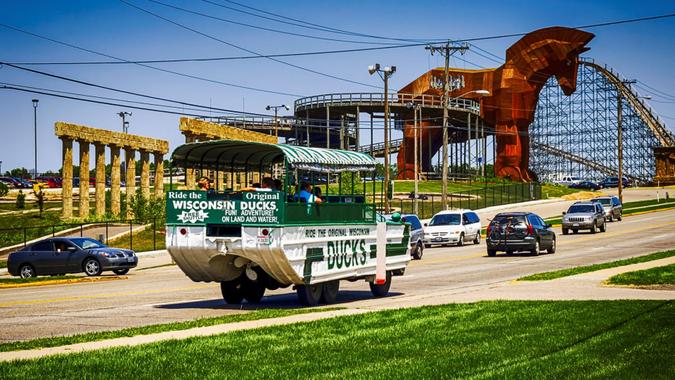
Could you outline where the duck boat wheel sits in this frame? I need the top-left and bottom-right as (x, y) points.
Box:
(165, 140), (410, 306)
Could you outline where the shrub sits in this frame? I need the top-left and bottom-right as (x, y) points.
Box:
(0, 182), (8, 197)
(16, 190), (25, 209)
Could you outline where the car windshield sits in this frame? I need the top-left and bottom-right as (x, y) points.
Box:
(568, 205), (595, 213)
(429, 214), (461, 226)
(594, 198), (611, 205)
(70, 238), (106, 249)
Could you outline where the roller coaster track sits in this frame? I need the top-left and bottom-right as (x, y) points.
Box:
(580, 59), (674, 147)
(530, 141), (639, 182)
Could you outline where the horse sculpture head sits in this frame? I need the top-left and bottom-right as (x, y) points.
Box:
(505, 27), (594, 95)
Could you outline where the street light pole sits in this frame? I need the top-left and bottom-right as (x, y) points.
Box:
(266, 105), (289, 139)
(32, 99), (39, 179)
(118, 111), (132, 133)
(407, 103), (421, 214)
(617, 93), (623, 203)
(368, 64), (396, 213)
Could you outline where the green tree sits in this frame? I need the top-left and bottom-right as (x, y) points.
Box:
(0, 182), (8, 197)
(5, 167), (29, 178)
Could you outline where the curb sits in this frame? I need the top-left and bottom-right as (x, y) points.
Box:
(0, 275), (126, 289)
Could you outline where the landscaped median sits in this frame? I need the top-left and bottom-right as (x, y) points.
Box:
(519, 249), (675, 281)
(0, 275), (126, 289)
(0, 301), (672, 378)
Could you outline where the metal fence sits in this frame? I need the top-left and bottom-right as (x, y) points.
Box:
(374, 182), (542, 219)
(0, 218), (164, 255)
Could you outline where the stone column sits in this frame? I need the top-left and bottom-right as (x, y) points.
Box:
(140, 150), (150, 199)
(78, 141), (90, 218)
(61, 138), (73, 219)
(154, 153), (164, 198)
(95, 143), (106, 217)
(110, 146), (121, 216)
(125, 148), (136, 219)
(185, 134), (195, 189)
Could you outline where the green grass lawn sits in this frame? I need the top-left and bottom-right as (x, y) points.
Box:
(519, 250), (675, 281)
(607, 264), (675, 286)
(0, 308), (334, 353)
(106, 226), (165, 252)
(0, 275), (81, 285)
(541, 183), (587, 198)
(1, 300), (672, 379)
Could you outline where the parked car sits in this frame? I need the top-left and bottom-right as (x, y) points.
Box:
(7, 237), (137, 278)
(0, 177), (18, 188)
(592, 196), (623, 222)
(12, 177), (32, 188)
(36, 177), (61, 188)
(423, 209), (481, 247)
(568, 181), (601, 191)
(554, 176), (583, 186)
(562, 201), (606, 234)
(598, 177), (630, 188)
(485, 212), (556, 256)
(387, 213), (425, 260)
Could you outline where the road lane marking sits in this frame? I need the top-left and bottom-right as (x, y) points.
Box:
(0, 284), (210, 308)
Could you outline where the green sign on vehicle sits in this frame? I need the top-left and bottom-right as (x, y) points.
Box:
(166, 190), (283, 225)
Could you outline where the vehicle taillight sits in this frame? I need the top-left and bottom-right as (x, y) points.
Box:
(261, 229), (269, 236)
(527, 224), (534, 235)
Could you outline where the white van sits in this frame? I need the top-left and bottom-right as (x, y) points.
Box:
(423, 209), (481, 247)
(554, 176), (582, 186)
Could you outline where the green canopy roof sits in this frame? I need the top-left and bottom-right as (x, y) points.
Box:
(171, 139), (377, 172)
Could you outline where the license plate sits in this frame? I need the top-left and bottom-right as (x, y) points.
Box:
(127, 257), (135, 263)
(433, 237), (443, 242)
(573, 223), (579, 227)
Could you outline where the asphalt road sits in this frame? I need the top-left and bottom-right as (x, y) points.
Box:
(1, 208), (674, 343)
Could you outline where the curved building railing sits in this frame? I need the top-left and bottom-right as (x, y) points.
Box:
(294, 92), (480, 115)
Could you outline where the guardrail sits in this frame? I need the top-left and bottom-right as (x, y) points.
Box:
(294, 93), (480, 114)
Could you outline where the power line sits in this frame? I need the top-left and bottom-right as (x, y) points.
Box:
(0, 22), (303, 97)
(120, 0), (383, 90)
(0, 62), (274, 116)
(148, 0), (397, 45)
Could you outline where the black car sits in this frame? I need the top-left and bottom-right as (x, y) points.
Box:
(568, 181), (601, 191)
(7, 237), (137, 278)
(485, 212), (556, 257)
(598, 177), (630, 188)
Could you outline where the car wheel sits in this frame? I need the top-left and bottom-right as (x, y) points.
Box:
(369, 272), (392, 298)
(83, 258), (102, 276)
(320, 280), (340, 304)
(412, 243), (423, 260)
(547, 238), (556, 254)
(19, 264), (36, 279)
(618, 213), (622, 221)
(113, 268), (129, 275)
(297, 283), (323, 306)
(531, 239), (540, 255)
(487, 249), (496, 257)
(506, 250), (513, 256)
(220, 279), (244, 304)
(600, 221), (606, 233)
(242, 281), (266, 304)
(457, 233), (464, 247)
(562, 228), (568, 235)
(572, 229), (578, 234)
(473, 232), (480, 245)
(590, 222), (596, 234)
(608, 214), (614, 222)
(424, 244), (431, 249)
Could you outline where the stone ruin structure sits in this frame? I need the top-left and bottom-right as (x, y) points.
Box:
(55, 122), (169, 219)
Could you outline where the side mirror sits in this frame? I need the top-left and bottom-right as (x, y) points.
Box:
(424, 223), (428, 227)
(562, 211), (566, 215)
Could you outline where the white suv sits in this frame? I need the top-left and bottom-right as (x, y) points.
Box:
(423, 210), (481, 247)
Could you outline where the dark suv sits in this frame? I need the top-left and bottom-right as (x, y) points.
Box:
(486, 212), (556, 257)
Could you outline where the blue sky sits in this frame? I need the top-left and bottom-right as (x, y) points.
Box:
(0, 0), (673, 172)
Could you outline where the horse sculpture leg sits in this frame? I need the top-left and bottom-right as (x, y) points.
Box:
(494, 124), (525, 181)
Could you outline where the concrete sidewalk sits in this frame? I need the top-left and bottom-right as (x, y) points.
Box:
(1, 254), (672, 363)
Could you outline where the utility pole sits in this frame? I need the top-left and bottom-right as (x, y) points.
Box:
(426, 42), (468, 210)
(617, 93), (623, 203)
(118, 111), (132, 133)
(32, 99), (39, 179)
(407, 103), (421, 214)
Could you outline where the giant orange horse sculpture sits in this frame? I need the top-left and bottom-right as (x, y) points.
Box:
(397, 27), (594, 181)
